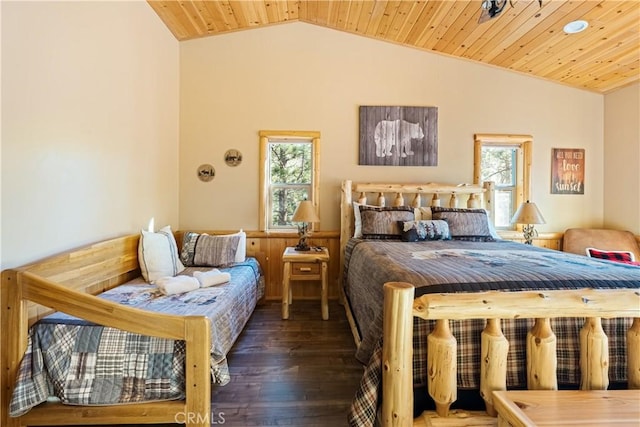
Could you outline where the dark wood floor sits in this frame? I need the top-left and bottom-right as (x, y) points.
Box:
(208, 300), (363, 426)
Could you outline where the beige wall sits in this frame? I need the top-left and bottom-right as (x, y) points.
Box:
(4, 8), (631, 269)
(1, 1), (180, 269)
(180, 22), (604, 233)
(604, 82), (640, 234)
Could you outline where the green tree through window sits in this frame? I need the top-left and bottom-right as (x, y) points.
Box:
(259, 131), (320, 231)
(474, 134), (532, 230)
(269, 143), (312, 227)
(481, 146), (517, 227)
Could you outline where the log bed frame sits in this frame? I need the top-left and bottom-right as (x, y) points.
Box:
(339, 180), (640, 426)
(1, 234), (211, 427)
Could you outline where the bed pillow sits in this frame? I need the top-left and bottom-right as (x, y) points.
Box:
(181, 232), (241, 267)
(414, 206), (432, 220)
(399, 220), (451, 242)
(228, 229), (247, 262)
(359, 206), (415, 240)
(586, 247), (635, 263)
(138, 225), (185, 282)
(353, 202), (373, 238)
(431, 206), (495, 242)
(354, 202), (432, 238)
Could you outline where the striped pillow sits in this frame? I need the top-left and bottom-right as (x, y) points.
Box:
(181, 232), (241, 267)
(431, 207), (495, 242)
(359, 206), (415, 240)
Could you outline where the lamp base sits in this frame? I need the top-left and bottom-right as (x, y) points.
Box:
(295, 236), (311, 251)
(522, 224), (537, 245)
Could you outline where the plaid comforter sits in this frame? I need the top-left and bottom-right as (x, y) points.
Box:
(345, 239), (639, 427)
(10, 259), (264, 417)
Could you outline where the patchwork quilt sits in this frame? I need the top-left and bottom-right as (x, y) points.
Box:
(10, 259), (264, 417)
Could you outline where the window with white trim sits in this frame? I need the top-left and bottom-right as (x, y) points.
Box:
(259, 131), (320, 231)
(474, 134), (531, 230)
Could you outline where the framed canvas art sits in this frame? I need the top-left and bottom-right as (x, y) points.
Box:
(359, 106), (438, 166)
(551, 148), (584, 194)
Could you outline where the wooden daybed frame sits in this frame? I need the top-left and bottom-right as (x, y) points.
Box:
(1, 234), (212, 427)
(339, 180), (640, 426)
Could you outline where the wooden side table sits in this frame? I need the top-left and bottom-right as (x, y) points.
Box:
(281, 246), (330, 320)
(493, 390), (640, 427)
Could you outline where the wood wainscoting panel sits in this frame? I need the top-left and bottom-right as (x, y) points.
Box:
(178, 231), (341, 301)
(262, 233), (341, 302)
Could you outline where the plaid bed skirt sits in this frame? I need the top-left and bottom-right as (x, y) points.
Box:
(348, 316), (632, 427)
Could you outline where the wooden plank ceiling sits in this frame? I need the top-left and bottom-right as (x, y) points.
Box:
(148, 1), (639, 94)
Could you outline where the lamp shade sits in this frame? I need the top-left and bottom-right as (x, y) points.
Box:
(292, 200), (320, 223)
(511, 200), (546, 225)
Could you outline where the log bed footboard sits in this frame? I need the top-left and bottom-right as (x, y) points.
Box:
(1, 235), (212, 427)
(381, 282), (640, 426)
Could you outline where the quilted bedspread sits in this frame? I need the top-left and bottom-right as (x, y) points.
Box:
(10, 258), (264, 417)
(344, 239), (639, 427)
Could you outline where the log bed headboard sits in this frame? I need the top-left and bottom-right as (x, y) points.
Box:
(338, 180), (640, 426)
(339, 179), (494, 286)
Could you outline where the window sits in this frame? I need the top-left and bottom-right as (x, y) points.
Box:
(474, 134), (531, 230)
(259, 131), (320, 231)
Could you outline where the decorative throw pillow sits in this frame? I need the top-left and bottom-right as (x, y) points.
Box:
(359, 206), (415, 240)
(181, 232), (241, 267)
(399, 220), (451, 242)
(586, 247), (635, 263)
(138, 225), (185, 283)
(431, 206), (495, 242)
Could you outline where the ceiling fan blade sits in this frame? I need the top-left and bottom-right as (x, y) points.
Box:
(478, 0), (508, 23)
(478, 9), (492, 24)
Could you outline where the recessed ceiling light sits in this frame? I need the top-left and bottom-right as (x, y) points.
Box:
(563, 20), (589, 34)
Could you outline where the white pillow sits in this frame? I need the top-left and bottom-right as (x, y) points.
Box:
(353, 202), (364, 238)
(229, 229), (246, 263)
(138, 225), (185, 282)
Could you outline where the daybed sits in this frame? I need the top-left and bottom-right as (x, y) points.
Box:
(1, 230), (264, 427)
(339, 180), (640, 427)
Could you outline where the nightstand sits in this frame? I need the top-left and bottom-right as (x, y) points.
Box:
(282, 246), (330, 320)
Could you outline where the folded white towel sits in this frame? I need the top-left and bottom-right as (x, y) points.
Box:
(155, 275), (200, 295)
(194, 270), (231, 288)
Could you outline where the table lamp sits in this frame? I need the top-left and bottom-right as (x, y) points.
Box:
(292, 200), (320, 251)
(511, 200), (546, 245)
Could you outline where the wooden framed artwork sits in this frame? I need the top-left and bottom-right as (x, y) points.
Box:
(359, 106), (438, 166)
(551, 148), (584, 194)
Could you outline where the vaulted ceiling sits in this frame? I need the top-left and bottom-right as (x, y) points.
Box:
(148, 1), (639, 94)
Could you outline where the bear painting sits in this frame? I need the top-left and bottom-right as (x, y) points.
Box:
(374, 119), (425, 158)
(359, 106), (438, 166)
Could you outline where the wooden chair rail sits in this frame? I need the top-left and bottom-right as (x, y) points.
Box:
(381, 282), (640, 426)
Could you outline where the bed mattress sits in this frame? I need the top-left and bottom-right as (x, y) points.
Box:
(344, 239), (639, 426)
